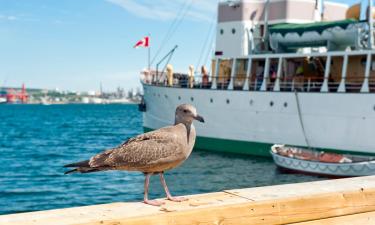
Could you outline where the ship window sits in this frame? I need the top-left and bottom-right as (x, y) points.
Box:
(270, 101), (274, 107)
(164, 94), (168, 98)
(226, 99), (230, 104)
(249, 59), (266, 91)
(249, 99), (253, 105)
(178, 96), (181, 100)
(284, 102), (288, 107)
(232, 28), (236, 34)
(346, 55), (365, 93)
(210, 98), (213, 103)
(234, 59), (248, 90)
(220, 29), (224, 35)
(190, 97), (194, 102)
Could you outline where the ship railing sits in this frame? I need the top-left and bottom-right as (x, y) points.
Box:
(141, 74), (375, 93)
(141, 51), (375, 93)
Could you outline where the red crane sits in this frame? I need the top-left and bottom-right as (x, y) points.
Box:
(6, 89), (16, 103)
(6, 84), (28, 103)
(18, 83), (28, 103)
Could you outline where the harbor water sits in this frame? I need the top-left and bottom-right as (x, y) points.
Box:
(0, 104), (325, 215)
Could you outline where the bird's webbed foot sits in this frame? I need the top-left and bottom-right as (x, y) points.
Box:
(143, 199), (165, 206)
(167, 196), (188, 202)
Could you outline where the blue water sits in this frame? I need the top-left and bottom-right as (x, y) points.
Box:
(0, 104), (326, 215)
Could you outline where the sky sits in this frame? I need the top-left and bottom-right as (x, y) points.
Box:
(0, 0), (359, 92)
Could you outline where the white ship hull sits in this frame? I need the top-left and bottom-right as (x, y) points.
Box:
(0, 97), (6, 104)
(142, 84), (375, 156)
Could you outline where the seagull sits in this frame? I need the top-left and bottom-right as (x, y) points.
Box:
(64, 104), (204, 206)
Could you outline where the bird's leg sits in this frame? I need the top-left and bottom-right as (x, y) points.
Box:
(143, 173), (165, 206)
(159, 172), (188, 202)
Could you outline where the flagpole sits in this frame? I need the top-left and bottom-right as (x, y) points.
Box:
(148, 33), (151, 71)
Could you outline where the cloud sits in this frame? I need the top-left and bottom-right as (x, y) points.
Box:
(0, 14), (18, 21)
(0, 13), (41, 22)
(105, 0), (218, 22)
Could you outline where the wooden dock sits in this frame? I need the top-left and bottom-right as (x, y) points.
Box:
(2, 176), (375, 225)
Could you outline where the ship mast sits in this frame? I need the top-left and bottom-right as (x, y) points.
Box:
(369, 0), (374, 49)
(314, 0), (323, 22)
(263, 0), (270, 51)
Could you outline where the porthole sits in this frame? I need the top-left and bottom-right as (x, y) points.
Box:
(270, 101), (274, 107)
(178, 96), (181, 100)
(232, 28), (236, 34)
(226, 99), (230, 104)
(249, 99), (253, 105)
(210, 98), (213, 103)
(284, 102), (288, 107)
(190, 97), (194, 102)
(373, 105), (375, 111)
(220, 29), (224, 35)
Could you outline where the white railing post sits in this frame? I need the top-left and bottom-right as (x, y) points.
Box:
(307, 78), (311, 92)
(338, 55), (348, 92)
(260, 58), (270, 91)
(243, 58), (252, 91)
(361, 53), (371, 92)
(291, 78), (295, 90)
(273, 57), (283, 91)
(320, 56), (331, 92)
(211, 58), (220, 89)
(228, 59), (236, 90)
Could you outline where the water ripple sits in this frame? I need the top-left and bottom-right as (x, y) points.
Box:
(0, 104), (325, 215)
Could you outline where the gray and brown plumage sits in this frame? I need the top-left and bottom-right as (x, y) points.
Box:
(64, 104), (204, 206)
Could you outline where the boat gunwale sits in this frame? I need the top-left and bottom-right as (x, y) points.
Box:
(270, 150), (375, 166)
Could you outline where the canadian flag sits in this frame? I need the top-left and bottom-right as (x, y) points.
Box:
(134, 36), (150, 48)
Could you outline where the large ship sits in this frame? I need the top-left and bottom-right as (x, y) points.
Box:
(140, 0), (375, 156)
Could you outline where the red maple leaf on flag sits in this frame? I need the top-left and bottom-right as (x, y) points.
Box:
(134, 36), (149, 48)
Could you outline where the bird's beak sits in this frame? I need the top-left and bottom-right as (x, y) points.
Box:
(194, 114), (205, 123)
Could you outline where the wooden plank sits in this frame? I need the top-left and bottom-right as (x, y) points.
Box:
(2, 176), (375, 225)
(86, 188), (375, 225)
(289, 211), (375, 225)
(224, 176), (375, 201)
(0, 192), (249, 225)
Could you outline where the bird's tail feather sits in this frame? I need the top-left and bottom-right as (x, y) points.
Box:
(78, 168), (101, 173)
(64, 160), (108, 175)
(64, 168), (78, 175)
(64, 160), (90, 168)
(64, 167), (101, 175)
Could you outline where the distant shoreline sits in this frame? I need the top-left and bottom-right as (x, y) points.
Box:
(0, 102), (140, 105)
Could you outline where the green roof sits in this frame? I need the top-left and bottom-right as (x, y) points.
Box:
(269, 19), (360, 36)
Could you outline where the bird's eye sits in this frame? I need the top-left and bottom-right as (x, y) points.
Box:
(183, 110), (188, 113)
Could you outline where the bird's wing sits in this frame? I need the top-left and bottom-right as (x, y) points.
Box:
(88, 125), (186, 169)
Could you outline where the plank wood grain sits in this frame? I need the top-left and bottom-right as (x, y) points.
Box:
(2, 176), (375, 225)
(289, 211), (375, 225)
